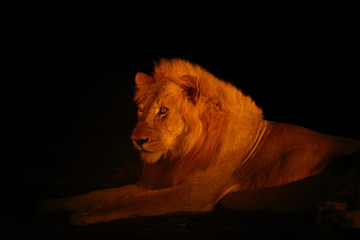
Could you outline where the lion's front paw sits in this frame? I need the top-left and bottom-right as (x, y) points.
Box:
(69, 210), (108, 226)
(69, 211), (92, 226)
(69, 208), (128, 225)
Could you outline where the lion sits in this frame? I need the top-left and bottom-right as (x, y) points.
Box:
(41, 58), (360, 227)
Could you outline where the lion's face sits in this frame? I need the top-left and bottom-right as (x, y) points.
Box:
(131, 83), (186, 164)
(131, 71), (201, 164)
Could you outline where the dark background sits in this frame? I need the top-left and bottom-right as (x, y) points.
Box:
(1, 6), (359, 239)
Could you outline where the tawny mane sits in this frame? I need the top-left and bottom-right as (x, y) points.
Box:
(153, 59), (261, 113)
(137, 58), (264, 186)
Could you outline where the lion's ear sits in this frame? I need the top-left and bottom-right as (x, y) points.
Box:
(135, 72), (154, 90)
(179, 75), (200, 104)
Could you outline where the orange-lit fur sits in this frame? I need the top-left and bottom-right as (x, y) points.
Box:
(41, 58), (360, 226)
(134, 59), (264, 187)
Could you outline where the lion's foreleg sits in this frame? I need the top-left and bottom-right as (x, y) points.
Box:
(69, 185), (216, 225)
(39, 184), (143, 213)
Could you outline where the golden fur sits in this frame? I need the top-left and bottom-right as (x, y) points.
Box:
(133, 59), (264, 187)
(40, 58), (360, 226)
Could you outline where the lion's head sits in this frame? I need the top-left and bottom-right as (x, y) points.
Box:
(131, 59), (263, 172)
(131, 70), (201, 164)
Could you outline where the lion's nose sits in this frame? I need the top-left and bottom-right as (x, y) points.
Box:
(132, 138), (149, 148)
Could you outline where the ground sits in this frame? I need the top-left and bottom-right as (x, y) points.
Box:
(1, 61), (359, 240)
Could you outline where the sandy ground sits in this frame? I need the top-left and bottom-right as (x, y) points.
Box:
(1, 66), (360, 240)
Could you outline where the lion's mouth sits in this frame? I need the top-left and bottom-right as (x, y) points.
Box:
(133, 140), (163, 153)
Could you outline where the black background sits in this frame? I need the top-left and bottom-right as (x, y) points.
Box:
(1, 6), (359, 239)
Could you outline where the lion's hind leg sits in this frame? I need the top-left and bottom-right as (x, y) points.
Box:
(316, 165), (360, 228)
(315, 202), (360, 228)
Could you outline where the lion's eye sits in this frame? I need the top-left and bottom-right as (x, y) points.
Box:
(159, 107), (168, 115)
(138, 106), (144, 113)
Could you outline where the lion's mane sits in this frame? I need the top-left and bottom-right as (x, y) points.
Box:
(136, 59), (264, 186)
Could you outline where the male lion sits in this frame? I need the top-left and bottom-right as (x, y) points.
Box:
(42, 58), (360, 226)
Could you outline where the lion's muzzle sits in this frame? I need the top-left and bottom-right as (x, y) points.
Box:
(132, 138), (149, 149)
